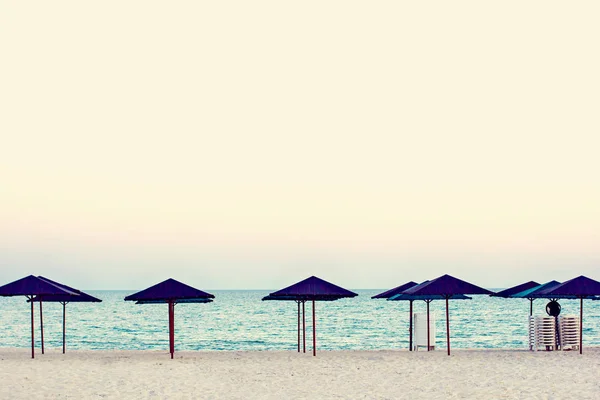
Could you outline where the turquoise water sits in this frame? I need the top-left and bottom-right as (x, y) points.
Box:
(1, 290), (599, 351)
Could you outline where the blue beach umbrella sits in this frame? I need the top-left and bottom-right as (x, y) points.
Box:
(509, 280), (584, 317)
(124, 278), (214, 359)
(402, 275), (494, 356)
(28, 276), (102, 354)
(371, 282), (419, 351)
(389, 288), (472, 352)
(536, 276), (600, 354)
(490, 281), (540, 315)
(0, 275), (78, 358)
(266, 276), (357, 356)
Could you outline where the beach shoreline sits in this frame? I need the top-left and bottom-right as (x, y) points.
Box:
(1, 348), (599, 399)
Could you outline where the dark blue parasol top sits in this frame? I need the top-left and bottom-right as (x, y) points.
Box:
(490, 281), (540, 298)
(124, 278), (214, 303)
(268, 276), (358, 300)
(371, 281), (419, 299)
(402, 274), (493, 297)
(538, 276), (600, 298)
(0, 275), (78, 297)
(510, 281), (565, 299)
(29, 276), (101, 303)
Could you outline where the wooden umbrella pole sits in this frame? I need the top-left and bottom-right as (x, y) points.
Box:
(173, 303), (176, 357)
(529, 299), (533, 316)
(172, 302), (176, 358)
(40, 299), (44, 355)
(297, 301), (300, 352)
(312, 300), (316, 356)
(426, 300), (430, 351)
(168, 302), (172, 358)
(446, 296), (450, 356)
(169, 301), (175, 359)
(62, 302), (66, 354)
(302, 301), (306, 353)
(579, 297), (583, 355)
(30, 297), (35, 359)
(409, 300), (413, 351)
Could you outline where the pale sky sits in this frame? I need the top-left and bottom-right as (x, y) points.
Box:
(1, 1), (599, 290)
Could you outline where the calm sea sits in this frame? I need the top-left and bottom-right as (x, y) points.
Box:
(1, 290), (599, 351)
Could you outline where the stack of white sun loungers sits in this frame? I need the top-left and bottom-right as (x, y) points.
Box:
(529, 316), (557, 351)
(557, 315), (580, 351)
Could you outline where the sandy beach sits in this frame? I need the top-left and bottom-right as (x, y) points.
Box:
(1, 348), (599, 399)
